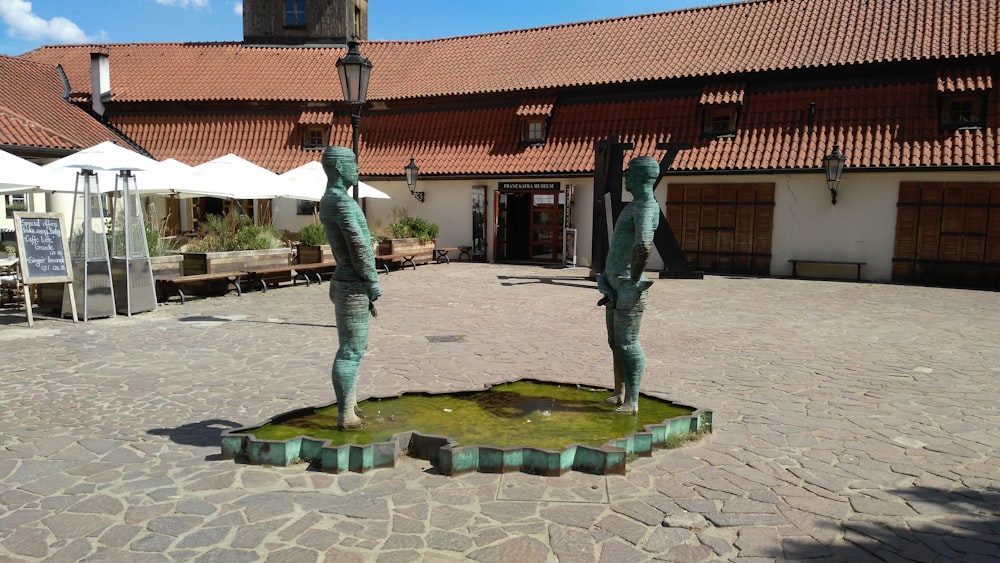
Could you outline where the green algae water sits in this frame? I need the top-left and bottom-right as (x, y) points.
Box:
(250, 380), (693, 450)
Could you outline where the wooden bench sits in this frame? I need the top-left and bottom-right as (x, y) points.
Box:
(375, 253), (417, 274)
(155, 272), (245, 304)
(789, 259), (866, 281)
(245, 262), (339, 292)
(290, 261), (337, 284)
(432, 246), (474, 263)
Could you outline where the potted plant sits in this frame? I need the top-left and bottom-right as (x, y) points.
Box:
(181, 212), (291, 275)
(296, 221), (334, 264)
(376, 209), (439, 264)
(143, 216), (184, 279)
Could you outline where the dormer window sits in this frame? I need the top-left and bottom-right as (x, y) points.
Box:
(516, 98), (555, 147)
(936, 66), (991, 130)
(699, 83), (744, 138)
(940, 94), (985, 129)
(703, 106), (738, 136)
(302, 126), (327, 150)
(521, 119), (546, 144)
(286, 0), (307, 27)
(298, 110), (332, 150)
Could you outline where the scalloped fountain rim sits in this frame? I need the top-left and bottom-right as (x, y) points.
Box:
(220, 380), (712, 476)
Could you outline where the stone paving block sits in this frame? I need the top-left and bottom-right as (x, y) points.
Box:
(594, 513), (649, 545)
(1, 267), (999, 562)
(1, 526), (50, 558)
(598, 538), (648, 562)
(735, 526), (782, 558)
(425, 529), (475, 552)
(547, 524), (594, 561)
(466, 535), (550, 563)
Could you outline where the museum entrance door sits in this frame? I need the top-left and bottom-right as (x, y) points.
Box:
(494, 189), (564, 263)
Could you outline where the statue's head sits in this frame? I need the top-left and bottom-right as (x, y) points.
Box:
(321, 146), (359, 188)
(625, 156), (660, 197)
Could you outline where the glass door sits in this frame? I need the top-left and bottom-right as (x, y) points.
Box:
(530, 192), (563, 262)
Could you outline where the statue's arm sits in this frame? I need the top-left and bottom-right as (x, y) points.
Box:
(629, 202), (659, 282)
(343, 218), (381, 298)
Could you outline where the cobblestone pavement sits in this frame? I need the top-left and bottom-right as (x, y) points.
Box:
(1, 263), (998, 562)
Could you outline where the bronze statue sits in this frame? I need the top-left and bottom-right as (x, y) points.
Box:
(319, 146), (381, 429)
(597, 156), (660, 414)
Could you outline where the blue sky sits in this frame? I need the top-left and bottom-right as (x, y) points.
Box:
(1, 0), (710, 56)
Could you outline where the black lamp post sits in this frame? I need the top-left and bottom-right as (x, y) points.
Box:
(405, 157), (424, 202)
(336, 39), (372, 203)
(823, 144), (846, 205)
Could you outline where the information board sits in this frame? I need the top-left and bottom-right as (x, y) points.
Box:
(13, 212), (74, 284)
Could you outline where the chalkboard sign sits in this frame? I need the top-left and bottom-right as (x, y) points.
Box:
(13, 212), (74, 284)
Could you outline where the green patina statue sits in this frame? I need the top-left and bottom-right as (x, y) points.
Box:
(319, 146), (381, 429)
(597, 156), (661, 415)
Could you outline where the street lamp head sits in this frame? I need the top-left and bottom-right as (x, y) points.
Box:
(823, 144), (846, 205)
(336, 39), (373, 105)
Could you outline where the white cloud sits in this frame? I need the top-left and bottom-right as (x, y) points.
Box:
(233, 2), (243, 16)
(0, 0), (96, 43)
(154, 0), (210, 7)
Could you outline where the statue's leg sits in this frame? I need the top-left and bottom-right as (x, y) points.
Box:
(603, 302), (625, 405)
(614, 297), (647, 415)
(331, 285), (370, 429)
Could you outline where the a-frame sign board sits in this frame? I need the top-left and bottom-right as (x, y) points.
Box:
(12, 212), (78, 327)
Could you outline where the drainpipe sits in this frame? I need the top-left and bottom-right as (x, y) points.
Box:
(55, 64), (71, 100)
(90, 52), (110, 117)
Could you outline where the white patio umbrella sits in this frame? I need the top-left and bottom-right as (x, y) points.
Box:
(40, 141), (159, 193)
(133, 158), (198, 196)
(0, 149), (56, 193)
(185, 154), (283, 200)
(277, 161), (391, 201)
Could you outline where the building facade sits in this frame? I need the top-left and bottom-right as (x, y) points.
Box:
(9, 0), (1000, 288)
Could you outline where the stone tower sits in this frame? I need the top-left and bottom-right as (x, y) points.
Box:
(243, 0), (368, 45)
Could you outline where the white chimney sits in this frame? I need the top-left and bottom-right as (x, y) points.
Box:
(90, 52), (110, 116)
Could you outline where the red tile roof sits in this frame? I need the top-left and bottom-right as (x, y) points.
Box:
(936, 67), (994, 92)
(11, 0), (999, 176)
(0, 55), (124, 151)
(516, 98), (556, 117)
(298, 111), (333, 125)
(701, 83), (746, 105)
(369, 83), (999, 175)
(111, 113), (332, 172)
(20, 0), (1000, 103)
(110, 80), (995, 177)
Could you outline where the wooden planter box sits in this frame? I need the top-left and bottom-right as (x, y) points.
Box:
(377, 238), (435, 265)
(150, 254), (184, 279)
(297, 244), (335, 264)
(181, 248), (292, 275)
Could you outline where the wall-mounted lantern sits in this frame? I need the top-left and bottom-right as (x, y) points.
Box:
(405, 157), (424, 202)
(823, 144), (846, 205)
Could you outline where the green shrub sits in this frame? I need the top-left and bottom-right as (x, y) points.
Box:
(298, 222), (327, 246)
(384, 212), (439, 243)
(188, 212), (284, 252)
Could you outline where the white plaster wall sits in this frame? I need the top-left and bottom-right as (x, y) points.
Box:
(658, 170), (999, 282)
(271, 197), (318, 234)
(23, 170), (998, 282)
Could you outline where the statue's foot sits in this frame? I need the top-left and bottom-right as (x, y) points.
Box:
(613, 404), (638, 415)
(603, 393), (624, 405)
(338, 417), (365, 430)
(339, 411), (365, 430)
